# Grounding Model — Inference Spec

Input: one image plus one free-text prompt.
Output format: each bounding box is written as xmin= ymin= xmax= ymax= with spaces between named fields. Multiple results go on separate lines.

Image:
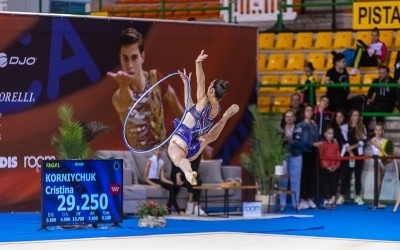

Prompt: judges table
xmin=193 ymin=185 xmax=257 ymax=217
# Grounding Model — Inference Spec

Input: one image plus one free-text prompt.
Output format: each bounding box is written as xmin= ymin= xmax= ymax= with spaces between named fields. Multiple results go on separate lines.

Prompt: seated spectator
xmin=297 ymin=62 xmax=317 ymax=106
xmin=363 ymin=66 xmax=397 ymax=132
xmin=394 ymin=51 xmax=400 ymax=110
xmin=143 ymin=148 xmax=180 ymax=214
xmin=349 ymin=28 xmax=388 ymax=75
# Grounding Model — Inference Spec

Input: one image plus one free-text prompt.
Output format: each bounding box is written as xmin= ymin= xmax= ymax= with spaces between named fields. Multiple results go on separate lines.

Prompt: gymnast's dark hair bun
xmin=213 ymin=79 xmax=230 ymax=100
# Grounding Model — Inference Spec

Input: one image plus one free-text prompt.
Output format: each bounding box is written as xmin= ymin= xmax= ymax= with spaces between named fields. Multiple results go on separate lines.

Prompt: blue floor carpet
xmin=2 ymin=204 xmax=400 ymax=243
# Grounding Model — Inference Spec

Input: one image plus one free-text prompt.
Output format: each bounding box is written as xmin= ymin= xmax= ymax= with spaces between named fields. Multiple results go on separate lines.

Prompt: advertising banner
xmin=0 ymin=13 xmax=258 ymax=211
xmin=353 ymin=1 xmax=400 ymax=30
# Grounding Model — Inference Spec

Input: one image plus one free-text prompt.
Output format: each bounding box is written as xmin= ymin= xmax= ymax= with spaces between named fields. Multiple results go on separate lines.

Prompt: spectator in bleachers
xmin=297 ymin=62 xmax=317 ymax=106
xmin=336 ymin=109 xmax=367 ymax=206
xmin=280 ymin=93 xmax=303 ymax=127
xmin=394 ymin=51 xmax=400 ymax=110
xmin=363 ymin=66 xmax=397 ymax=132
xmin=324 ymin=51 xmax=353 ymax=112
xmin=314 ymin=95 xmax=333 ymax=139
xmin=279 ymin=109 xmax=303 ymax=211
xmin=349 ymin=28 xmax=388 ymax=75
xmin=297 ymin=105 xmax=321 ymax=210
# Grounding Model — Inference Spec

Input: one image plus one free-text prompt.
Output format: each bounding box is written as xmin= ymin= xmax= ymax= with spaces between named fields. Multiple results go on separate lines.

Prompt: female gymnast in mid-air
xmin=168 ymin=50 xmax=239 ymax=185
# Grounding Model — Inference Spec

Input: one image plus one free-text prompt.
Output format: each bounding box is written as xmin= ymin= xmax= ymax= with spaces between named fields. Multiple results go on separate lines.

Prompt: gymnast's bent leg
xmin=168 ymin=137 xmax=198 ymax=185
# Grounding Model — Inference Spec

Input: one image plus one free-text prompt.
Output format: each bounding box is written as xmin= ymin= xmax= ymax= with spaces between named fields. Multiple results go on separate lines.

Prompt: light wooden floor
xmin=2 ymin=232 xmax=400 ymax=250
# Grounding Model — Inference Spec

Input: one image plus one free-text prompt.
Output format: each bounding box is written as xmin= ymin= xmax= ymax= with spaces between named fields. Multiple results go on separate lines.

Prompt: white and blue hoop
xmin=122 ymin=71 xmax=213 ymax=154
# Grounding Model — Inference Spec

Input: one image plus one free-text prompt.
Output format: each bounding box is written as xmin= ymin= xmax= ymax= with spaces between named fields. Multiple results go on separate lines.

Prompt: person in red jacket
xmin=319 ymin=127 xmax=341 ymax=208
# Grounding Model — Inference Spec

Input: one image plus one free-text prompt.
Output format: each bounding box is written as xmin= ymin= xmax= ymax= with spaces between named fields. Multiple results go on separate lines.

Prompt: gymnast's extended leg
xmin=189 ymin=104 xmax=239 ymax=161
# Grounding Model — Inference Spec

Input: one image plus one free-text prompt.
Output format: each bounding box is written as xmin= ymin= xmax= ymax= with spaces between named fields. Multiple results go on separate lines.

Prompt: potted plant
xmin=51 ymin=103 xmax=110 ymax=160
xmin=137 ymin=200 xmax=169 ymax=228
xmin=241 ymin=104 xmax=288 ymax=209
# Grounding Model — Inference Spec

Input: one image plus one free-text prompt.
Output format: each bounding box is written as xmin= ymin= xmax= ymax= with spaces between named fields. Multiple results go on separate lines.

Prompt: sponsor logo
xmin=243 ymin=202 xmax=262 ymax=217
xmin=0 ymin=52 xmax=37 ymax=68
xmin=0 ymin=156 xmax=18 ymax=168
xmin=24 ymin=155 xmax=56 ymax=170
xmin=109 ymin=184 xmax=121 ymax=195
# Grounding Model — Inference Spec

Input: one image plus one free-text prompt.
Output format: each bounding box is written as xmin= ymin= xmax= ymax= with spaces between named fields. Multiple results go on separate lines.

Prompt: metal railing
xmin=258 ymin=82 xmax=400 ymax=118
xmin=278 ymin=0 xmax=354 ymax=31
xmin=99 ymin=0 xmax=233 ymax=22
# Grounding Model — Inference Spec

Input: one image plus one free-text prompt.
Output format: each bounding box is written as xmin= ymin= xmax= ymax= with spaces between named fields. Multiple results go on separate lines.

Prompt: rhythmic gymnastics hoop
xmin=123 ymin=71 xmax=190 ymax=154
xmin=123 ymin=71 xmax=214 ymax=153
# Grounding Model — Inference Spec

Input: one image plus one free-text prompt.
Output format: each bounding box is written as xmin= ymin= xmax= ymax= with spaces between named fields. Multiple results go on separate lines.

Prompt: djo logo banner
xmin=0 ymin=52 xmax=37 ymax=68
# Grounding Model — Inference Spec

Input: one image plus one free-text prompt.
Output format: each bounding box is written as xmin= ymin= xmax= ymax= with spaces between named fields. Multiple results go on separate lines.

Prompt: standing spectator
xmin=279 ymin=109 xmax=303 ymax=211
xmin=337 ymin=109 xmax=367 ymax=205
xmin=331 ymin=110 xmax=349 ymax=205
xmin=319 ymin=127 xmax=341 ymax=208
xmin=297 ymin=62 xmax=317 ymax=106
xmin=363 ymin=66 xmax=397 ymax=132
xmin=324 ymin=51 xmax=353 ymax=112
xmin=349 ymin=28 xmax=388 ymax=75
xmin=314 ymin=95 xmax=334 ymax=139
xmin=297 ymin=105 xmax=321 ymax=210
xmin=280 ymin=93 xmax=303 ymax=128
xmin=370 ymin=123 xmax=392 ymax=208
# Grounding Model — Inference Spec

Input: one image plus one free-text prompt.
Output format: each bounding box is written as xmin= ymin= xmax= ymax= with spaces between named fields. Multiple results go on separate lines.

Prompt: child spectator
xmin=370 ymin=123 xmax=393 ymax=208
xmin=319 ymin=127 xmax=341 ymax=208
xmin=297 ymin=62 xmax=317 ymax=106
xmin=314 ymin=95 xmax=333 ymax=139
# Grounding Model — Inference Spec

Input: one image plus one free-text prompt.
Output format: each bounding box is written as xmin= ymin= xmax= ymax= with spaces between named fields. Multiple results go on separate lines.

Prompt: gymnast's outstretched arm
xmin=195 ymin=50 xmax=208 ymax=103
xmin=178 ymin=69 xmax=193 ymax=107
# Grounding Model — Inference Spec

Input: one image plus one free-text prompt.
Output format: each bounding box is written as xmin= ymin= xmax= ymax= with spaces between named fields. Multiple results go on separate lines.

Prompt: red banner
xmin=0 ymin=13 xmax=257 ymax=211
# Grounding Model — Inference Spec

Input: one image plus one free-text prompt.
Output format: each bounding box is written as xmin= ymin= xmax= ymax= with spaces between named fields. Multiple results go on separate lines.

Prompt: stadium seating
xmin=259 ymin=33 xmax=275 ymax=50
xmin=258 ymin=53 xmax=268 ymax=71
xmin=363 ymin=73 xmax=378 ymax=84
xmin=286 ymin=53 xmax=305 ymax=70
xmin=294 ymin=32 xmax=313 ymax=49
xmin=307 ymin=52 xmax=326 ymax=70
xmin=275 ymin=33 xmax=294 ymax=49
xmin=333 ymin=31 xmax=353 ymax=49
xmin=256 ymin=29 xmax=399 ymax=112
xmin=380 ymin=30 xmax=394 ymax=47
xmin=267 ymin=53 xmax=286 ymax=70
xmin=353 ymin=31 xmax=371 ymax=46
xmin=261 ymin=75 xmax=279 ymax=85
xmin=314 ymin=32 xmax=332 ymax=49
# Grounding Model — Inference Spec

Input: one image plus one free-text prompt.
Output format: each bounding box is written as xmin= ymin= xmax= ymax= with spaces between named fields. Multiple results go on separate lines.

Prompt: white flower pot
xmin=138 ymin=215 xmax=166 ymax=228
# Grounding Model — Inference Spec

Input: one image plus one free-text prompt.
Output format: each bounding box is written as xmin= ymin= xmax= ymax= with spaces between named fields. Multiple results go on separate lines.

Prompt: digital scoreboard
xmin=41 ymin=159 xmax=123 ymax=228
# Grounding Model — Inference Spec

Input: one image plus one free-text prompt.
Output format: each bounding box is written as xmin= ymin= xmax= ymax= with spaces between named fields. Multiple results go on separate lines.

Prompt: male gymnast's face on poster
xmin=119 ymin=43 xmax=145 ymax=85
